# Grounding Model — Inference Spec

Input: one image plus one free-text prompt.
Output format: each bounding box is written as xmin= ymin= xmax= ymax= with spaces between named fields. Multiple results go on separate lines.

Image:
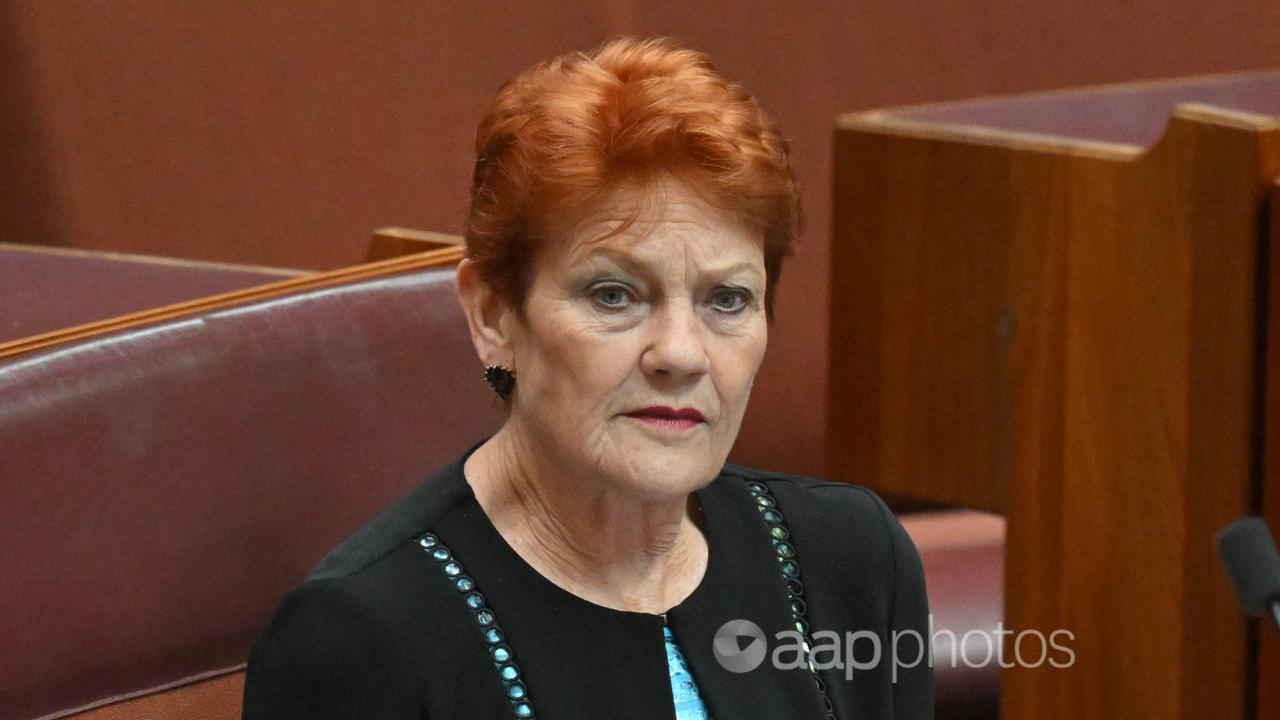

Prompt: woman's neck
xmin=463 ymin=426 xmax=709 ymax=615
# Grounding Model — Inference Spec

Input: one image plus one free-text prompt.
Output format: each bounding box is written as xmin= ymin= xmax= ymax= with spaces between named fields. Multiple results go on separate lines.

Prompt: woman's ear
xmin=455 ymin=258 xmax=515 ymax=367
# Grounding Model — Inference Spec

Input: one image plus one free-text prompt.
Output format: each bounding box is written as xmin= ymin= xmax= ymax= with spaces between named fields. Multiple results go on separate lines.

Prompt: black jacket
xmin=242 ymin=438 xmax=934 ymax=719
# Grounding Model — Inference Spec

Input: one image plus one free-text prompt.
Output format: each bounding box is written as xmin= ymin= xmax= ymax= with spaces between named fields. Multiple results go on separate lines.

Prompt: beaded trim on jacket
xmin=415 ymin=479 xmax=836 ymax=720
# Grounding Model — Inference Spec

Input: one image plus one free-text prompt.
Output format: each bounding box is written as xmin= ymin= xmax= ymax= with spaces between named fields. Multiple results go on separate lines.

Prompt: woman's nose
xmin=641 ymin=301 xmax=711 ymax=377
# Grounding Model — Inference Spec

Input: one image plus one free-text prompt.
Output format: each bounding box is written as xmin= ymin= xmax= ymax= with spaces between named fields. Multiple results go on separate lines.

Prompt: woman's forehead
xmin=550 ymin=181 xmax=764 ymax=273
xmin=564 ymin=243 xmax=764 ymax=284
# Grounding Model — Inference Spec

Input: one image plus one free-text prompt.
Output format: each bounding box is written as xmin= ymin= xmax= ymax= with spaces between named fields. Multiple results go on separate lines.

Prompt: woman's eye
xmin=710 ymin=288 xmax=751 ymax=314
xmin=590 ymin=284 xmax=636 ymax=311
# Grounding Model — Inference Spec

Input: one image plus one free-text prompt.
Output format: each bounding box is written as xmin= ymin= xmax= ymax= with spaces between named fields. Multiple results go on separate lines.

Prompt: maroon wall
xmin=3 ymin=1 xmax=1278 ymax=477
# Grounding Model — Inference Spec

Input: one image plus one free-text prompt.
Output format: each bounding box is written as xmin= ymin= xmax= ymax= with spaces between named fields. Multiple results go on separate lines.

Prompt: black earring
xmin=483 ymin=364 xmax=516 ymax=400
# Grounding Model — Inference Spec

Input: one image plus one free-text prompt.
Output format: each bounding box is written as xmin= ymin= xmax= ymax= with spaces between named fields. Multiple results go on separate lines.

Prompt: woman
xmin=242 ymin=37 xmax=932 ymax=720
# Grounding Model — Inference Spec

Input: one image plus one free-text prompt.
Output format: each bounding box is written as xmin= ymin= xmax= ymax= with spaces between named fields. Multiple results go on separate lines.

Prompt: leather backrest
xmin=66 ymin=673 xmax=245 ymax=720
xmin=0 ymin=243 xmax=304 ymax=344
xmin=0 ymin=264 xmax=505 ymax=719
xmin=901 ymin=510 xmax=1005 ymax=720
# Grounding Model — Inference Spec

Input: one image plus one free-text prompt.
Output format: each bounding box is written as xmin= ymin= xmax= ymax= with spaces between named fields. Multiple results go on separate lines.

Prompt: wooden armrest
xmin=366 ymin=227 xmax=463 ymax=261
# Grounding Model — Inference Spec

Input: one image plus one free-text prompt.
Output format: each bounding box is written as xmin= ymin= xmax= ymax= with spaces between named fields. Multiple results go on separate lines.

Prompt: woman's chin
xmin=607 ymin=446 xmax=721 ymax=497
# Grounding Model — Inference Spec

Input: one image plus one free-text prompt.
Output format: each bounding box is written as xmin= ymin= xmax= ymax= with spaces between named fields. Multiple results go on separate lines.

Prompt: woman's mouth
xmin=622 ymin=406 xmax=706 ymax=431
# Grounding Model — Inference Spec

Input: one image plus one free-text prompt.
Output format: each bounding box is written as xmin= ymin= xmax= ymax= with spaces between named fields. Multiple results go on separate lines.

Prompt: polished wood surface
xmin=830 ymin=88 xmax=1279 ymax=718
xmin=365 ymin=226 xmax=463 ymax=262
xmin=1262 ymin=181 xmax=1280 ymax=720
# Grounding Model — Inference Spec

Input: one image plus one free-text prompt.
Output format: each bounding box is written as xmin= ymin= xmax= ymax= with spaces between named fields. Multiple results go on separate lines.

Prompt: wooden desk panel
xmin=1262 ymin=182 xmax=1280 ymax=720
xmin=890 ymin=69 xmax=1280 ymax=148
xmin=831 ymin=89 xmax=1279 ymax=718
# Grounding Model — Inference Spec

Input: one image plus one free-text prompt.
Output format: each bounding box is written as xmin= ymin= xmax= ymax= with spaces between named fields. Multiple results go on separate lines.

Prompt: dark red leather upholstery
xmin=893 ymin=70 xmax=1280 ymax=147
xmin=0 ymin=265 xmax=505 ymax=718
xmin=0 ymin=261 xmax=1003 ymax=719
xmin=902 ymin=511 xmax=1004 ymax=720
xmin=0 ymin=243 xmax=303 ymax=344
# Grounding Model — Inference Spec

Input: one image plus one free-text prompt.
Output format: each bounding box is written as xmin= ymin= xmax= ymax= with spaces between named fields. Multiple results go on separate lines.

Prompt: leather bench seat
xmin=0 ymin=242 xmax=304 ymax=345
xmin=0 ymin=259 xmax=1002 ymax=719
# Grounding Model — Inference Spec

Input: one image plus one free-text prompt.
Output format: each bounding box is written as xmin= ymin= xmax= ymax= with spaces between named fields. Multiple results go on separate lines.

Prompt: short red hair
xmin=463 ymin=36 xmax=800 ymax=320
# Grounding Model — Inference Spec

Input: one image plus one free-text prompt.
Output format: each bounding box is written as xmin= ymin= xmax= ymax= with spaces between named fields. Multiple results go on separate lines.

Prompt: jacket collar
xmin=313 ymin=435 xmax=831 ymax=718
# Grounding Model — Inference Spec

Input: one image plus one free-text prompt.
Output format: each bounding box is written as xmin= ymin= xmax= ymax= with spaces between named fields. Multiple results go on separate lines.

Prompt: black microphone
xmin=1216 ymin=517 xmax=1280 ymax=633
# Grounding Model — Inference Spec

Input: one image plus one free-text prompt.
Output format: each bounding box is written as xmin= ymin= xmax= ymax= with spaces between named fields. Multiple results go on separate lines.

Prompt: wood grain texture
xmin=366 ymin=227 xmax=463 ymax=262
xmin=830 ymin=97 xmax=1278 ymax=718
xmin=1261 ymin=182 xmax=1280 ymax=720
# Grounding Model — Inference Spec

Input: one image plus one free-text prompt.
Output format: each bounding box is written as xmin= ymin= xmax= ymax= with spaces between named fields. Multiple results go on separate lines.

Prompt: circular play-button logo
xmin=713 ymin=619 xmax=767 ymax=673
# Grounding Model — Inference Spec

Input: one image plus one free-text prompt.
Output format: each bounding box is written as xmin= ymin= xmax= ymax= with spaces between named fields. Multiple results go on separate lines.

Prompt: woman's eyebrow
xmin=708 ymin=261 xmax=765 ymax=284
xmin=576 ymin=247 xmax=762 ymax=283
xmin=575 ymin=247 xmax=648 ymax=274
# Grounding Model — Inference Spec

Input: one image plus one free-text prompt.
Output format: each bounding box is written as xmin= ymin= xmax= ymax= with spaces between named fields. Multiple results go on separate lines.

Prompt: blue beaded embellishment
xmin=419 ymin=533 xmax=536 ymax=719
xmin=745 ymin=481 xmax=836 ymax=720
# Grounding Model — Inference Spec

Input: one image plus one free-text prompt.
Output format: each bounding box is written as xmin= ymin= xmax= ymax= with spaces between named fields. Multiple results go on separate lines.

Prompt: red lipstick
xmin=622 ymin=406 xmax=706 ymax=431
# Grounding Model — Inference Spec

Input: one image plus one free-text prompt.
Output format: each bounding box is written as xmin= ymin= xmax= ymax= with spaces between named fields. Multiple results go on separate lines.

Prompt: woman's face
xmin=508 ymin=177 xmax=768 ymax=500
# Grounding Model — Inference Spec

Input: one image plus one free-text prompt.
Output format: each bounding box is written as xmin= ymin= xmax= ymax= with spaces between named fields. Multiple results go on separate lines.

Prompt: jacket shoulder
xmin=305 ymin=453 xmax=472 ymax=582
xmin=719 ymin=462 xmax=890 ymax=520
xmin=718 ymin=462 xmax=921 ymax=587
